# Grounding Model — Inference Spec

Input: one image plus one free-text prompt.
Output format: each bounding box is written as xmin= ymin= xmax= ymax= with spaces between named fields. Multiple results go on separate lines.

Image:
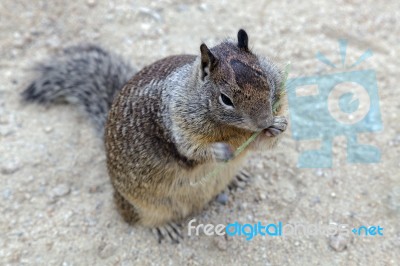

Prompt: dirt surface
xmin=0 ymin=0 xmax=399 ymax=265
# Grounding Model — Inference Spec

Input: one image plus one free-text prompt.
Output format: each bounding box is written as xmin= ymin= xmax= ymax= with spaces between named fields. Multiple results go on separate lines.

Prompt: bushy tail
xmin=22 ymin=45 xmax=136 ymax=135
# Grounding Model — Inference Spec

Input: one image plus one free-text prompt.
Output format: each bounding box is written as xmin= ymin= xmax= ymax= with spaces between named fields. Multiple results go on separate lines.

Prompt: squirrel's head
xmin=198 ymin=29 xmax=284 ymax=132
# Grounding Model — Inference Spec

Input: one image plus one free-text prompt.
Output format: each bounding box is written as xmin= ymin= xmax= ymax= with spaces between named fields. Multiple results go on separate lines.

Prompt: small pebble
xmin=0 ymin=116 xmax=9 ymax=124
xmin=87 ymin=0 xmax=96 ymax=7
xmin=138 ymin=7 xmax=162 ymax=22
xmin=199 ymin=3 xmax=208 ymax=11
xmin=63 ymin=210 xmax=73 ymax=221
xmin=98 ymin=242 xmax=116 ymax=259
xmin=1 ymin=161 xmax=21 ymax=175
xmin=85 ymin=217 xmax=98 ymax=226
xmin=176 ymin=4 xmax=188 ymax=12
xmin=328 ymin=234 xmax=350 ymax=252
xmin=310 ymin=196 xmax=321 ymax=206
xmin=216 ymin=192 xmax=229 ymax=205
xmin=258 ymin=191 xmax=267 ymax=200
xmin=0 ymin=127 xmax=15 ymax=137
xmin=46 ymin=36 xmax=61 ymax=48
xmin=50 ymin=184 xmax=70 ymax=197
xmin=315 ymin=169 xmax=324 ymax=177
xmin=238 ymin=202 xmax=248 ymax=211
xmin=3 ymin=188 xmax=12 ymax=200
xmin=214 ymin=237 xmax=227 ymax=251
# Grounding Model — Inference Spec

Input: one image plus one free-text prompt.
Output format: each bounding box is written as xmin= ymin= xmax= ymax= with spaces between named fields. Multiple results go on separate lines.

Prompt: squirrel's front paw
xmin=211 ymin=142 xmax=234 ymax=162
xmin=264 ymin=116 xmax=288 ymax=137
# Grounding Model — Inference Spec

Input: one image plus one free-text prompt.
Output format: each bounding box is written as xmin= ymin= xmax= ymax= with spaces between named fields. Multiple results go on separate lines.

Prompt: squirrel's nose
xmin=256 ymin=116 xmax=273 ymax=130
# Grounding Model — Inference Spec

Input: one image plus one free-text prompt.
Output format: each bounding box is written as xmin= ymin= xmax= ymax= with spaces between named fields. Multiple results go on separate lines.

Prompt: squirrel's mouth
xmin=230 ymin=122 xmax=264 ymax=133
xmin=233 ymin=119 xmax=274 ymax=133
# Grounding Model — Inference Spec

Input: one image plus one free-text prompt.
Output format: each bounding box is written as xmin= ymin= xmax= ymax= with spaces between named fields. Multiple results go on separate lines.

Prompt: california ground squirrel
xmin=23 ymin=29 xmax=288 ymax=243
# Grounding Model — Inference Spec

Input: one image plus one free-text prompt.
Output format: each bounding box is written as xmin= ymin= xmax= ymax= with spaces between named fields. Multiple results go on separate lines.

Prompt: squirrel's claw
xmin=152 ymin=222 xmax=184 ymax=244
xmin=228 ymin=169 xmax=252 ymax=191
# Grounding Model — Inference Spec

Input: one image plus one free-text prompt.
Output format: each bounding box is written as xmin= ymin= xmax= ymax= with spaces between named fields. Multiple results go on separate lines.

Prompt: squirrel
xmin=22 ymin=29 xmax=288 ymax=243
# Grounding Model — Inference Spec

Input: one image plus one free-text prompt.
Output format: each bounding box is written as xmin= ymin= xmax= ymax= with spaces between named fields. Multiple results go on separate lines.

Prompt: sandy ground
xmin=0 ymin=0 xmax=399 ymax=265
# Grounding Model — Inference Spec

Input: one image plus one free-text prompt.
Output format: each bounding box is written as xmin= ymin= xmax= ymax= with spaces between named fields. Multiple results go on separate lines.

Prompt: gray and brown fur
xmin=22 ymin=45 xmax=136 ymax=135
xmin=23 ymin=30 xmax=288 ymax=239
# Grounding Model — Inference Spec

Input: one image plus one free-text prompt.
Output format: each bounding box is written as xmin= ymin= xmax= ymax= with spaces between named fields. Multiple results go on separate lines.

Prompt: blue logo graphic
xmin=287 ymin=40 xmax=383 ymax=168
xmin=339 ymin=92 xmax=359 ymax=114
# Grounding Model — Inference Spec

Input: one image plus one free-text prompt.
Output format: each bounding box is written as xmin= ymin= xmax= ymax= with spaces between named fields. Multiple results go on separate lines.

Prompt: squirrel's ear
xmin=200 ymin=43 xmax=217 ymax=79
xmin=237 ymin=29 xmax=249 ymax=51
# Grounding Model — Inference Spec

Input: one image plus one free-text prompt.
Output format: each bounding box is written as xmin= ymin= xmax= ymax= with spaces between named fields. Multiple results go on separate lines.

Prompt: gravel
xmin=0 ymin=0 xmax=399 ymax=265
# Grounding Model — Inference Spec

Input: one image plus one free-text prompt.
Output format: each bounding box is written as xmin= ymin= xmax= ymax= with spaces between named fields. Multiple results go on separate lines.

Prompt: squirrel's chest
xmin=168 ymin=154 xmax=248 ymax=210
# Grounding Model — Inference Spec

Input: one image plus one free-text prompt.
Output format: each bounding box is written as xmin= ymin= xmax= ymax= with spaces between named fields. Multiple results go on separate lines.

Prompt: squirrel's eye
xmin=219 ymin=93 xmax=234 ymax=107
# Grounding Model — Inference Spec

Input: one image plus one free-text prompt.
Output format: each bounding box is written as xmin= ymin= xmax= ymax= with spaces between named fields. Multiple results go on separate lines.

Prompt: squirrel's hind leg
xmin=215 ymin=169 xmax=253 ymax=205
xmin=114 ymin=188 xmax=184 ymax=244
xmin=113 ymin=189 xmax=140 ymax=225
